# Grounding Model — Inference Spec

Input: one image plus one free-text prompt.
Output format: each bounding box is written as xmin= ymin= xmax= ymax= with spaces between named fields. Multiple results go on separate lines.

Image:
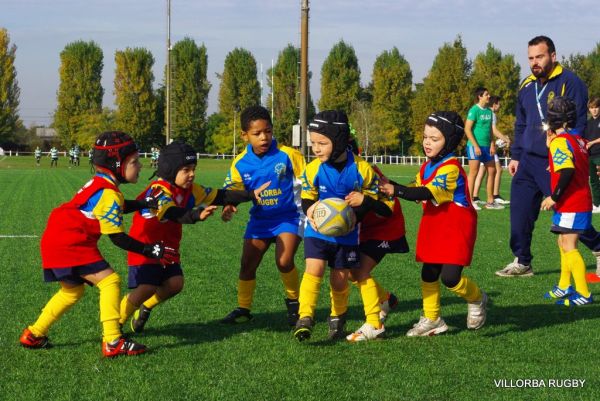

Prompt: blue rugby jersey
xmin=223 ymin=139 xmax=305 ymax=222
xmin=512 ymin=64 xmax=588 ymax=160
xmin=301 ymin=150 xmax=378 ymax=245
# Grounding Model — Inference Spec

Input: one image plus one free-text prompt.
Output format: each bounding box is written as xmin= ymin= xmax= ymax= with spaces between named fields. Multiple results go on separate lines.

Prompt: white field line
xmin=0 ymin=235 xmax=38 ymax=238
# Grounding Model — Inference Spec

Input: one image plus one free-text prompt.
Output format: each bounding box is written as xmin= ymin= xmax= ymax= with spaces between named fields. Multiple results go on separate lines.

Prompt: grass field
xmin=1 ymin=155 xmax=599 ymax=401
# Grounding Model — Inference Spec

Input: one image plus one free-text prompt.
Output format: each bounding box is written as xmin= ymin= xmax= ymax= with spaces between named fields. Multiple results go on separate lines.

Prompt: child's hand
xmin=379 ymin=182 xmax=394 ymax=197
xmin=144 ymin=188 xmax=164 ymax=210
xmin=540 ymin=196 xmax=556 ymax=211
xmin=253 ymin=181 xmax=271 ymax=202
xmin=345 ymin=191 xmax=364 ymax=207
xmin=198 ymin=205 xmax=218 ymax=221
xmin=306 ymin=201 xmax=319 ymax=231
xmin=221 ymin=204 xmax=237 ymax=222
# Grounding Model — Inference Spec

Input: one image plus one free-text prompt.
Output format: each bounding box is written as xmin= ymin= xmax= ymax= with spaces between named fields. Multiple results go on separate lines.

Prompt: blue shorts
xmin=43 ymin=259 xmax=110 ymax=286
xmin=304 ymin=237 xmax=360 ymax=269
xmin=244 ymin=217 xmax=304 ymax=239
xmin=551 ymin=211 xmax=592 ymax=234
xmin=466 ymin=145 xmax=493 ymax=164
xmin=128 ymin=263 xmax=183 ymax=288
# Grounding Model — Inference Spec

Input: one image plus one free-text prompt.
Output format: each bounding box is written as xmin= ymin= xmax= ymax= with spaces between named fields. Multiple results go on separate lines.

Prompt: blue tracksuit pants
xmin=510 ymin=152 xmax=600 ymax=265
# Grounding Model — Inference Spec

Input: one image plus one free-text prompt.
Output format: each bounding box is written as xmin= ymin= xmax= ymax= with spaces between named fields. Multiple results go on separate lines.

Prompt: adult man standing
xmin=496 ymin=36 xmax=600 ymax=277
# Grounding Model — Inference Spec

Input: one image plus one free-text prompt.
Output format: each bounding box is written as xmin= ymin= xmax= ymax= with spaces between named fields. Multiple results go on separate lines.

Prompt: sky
xmin=2 ymin=0 xmax=598 ymax=127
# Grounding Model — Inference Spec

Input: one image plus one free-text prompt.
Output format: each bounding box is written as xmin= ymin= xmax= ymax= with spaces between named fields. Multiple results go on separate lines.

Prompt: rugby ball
xmin=312 ymin=198 xmax=356 ymax=237
xmin=495 ymin=138 xmax=507 ymax=149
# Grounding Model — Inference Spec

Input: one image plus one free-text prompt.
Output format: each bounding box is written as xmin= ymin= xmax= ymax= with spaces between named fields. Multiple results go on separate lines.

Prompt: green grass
xmin=1 ymin=155 xmax=599 ymax=401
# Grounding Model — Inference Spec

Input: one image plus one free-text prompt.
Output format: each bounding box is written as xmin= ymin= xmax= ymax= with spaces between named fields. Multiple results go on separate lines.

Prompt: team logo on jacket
xmin=552 ymin=148 xmax=568 ymax=165
xmin=432 ymin=174 xmax=448 ymax=189
xmin=274 ymin=163 xmax=287 ymax=180
xmin=547 ymin=91 xmax=555 ymax=104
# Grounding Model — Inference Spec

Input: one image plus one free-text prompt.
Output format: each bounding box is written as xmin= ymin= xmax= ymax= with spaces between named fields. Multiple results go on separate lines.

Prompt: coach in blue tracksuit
xmin=496 ymin=35 xmax=600 ymax=277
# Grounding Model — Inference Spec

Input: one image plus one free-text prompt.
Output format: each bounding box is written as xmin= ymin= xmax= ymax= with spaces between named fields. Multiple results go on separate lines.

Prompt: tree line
xmin=2 ymin=27 xmax=600 ymax=155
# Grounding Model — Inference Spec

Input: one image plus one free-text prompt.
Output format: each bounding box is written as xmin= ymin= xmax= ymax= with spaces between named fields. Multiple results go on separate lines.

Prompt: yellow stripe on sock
xmin=421 ymin=280 xmax=441 ymax=321
xmin=97 ymin=272 xmax=122 ymax=343
xmin=237 ymin=279 xmax=256 ymax=310
xmin=373 ymin=278 xmax=389 ymax=305
xmin=448 ymin=276 xmax=482 ymax=303
xmin=565 ymin=249 xmax=591 ymax=298
xmin=358 ymin=278 xmax=381 ymax=329
xmin=30 ymin=284 xmax=84 ymax=337
xmin=280 ymin=267 xmax=300 ymax=300
xmin=119 ymin=294 xmax=138 ymax=325
xmin=143 ymin=294 xmax=162 ymax=310
xmin=330 ymin=286 xmax=349 ymax=317
xmin=558 ymin=247 xmax=571 ymax=289
xmin=298 ymin=273 xmax=322 ymax=319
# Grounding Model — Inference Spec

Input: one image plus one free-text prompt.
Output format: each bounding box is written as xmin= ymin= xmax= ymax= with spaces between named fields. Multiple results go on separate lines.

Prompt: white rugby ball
xmin=312 ymin=198 xmax=356 ymax=237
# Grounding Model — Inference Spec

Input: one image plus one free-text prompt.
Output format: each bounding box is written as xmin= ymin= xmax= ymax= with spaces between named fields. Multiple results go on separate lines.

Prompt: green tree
xmin=470 ymin=43 xmax=520 ymax=135
xmin=410 ymin=37 xmax=471 ymax=154
xmin=266 ymin=44 xmax=316 ymax=145
xmin=73 ymin=108 xmax=116 ymax=149
xmin=367 ymin=47 xmax=412 ymax=154
xmin=204 ymin=112 xmax=228 ymax=153
xmin=0 ymin=28 xmax=21 ymax=144
xmin=170 ymin=38 xmax=211 ymax=151
xmin=114 ymin=47 xmax=157 ymax=150
xmin=319 ymin=40 xmax=361 ymax=112
xmin=216 ymin=48 xmax=260 ymax=153
xmin=218 ymin=48 xmax=260 ymax=119
xmin=54 ymin=41 xmax=103 ymax=146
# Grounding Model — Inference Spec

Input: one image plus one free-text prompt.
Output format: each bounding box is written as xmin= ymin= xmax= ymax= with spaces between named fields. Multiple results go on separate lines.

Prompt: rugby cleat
xmin=406 ymin=316 xmax=448 ymax=337
xmin=346 ymin=323 xmax=385 ymax=342
xmin=327 ymin=313 xmax=347 ymax=340
xmin=131 ymin=305 xmax=152 ymax=333
xmin=467 ymin=291 xmax=488 ymax=330
xmin=19 ymin=328 xmax=50 ymax=349
xmin=495 ymin=258 xmax=534 ymax=277
xmin=102 ymin=337 xmax=147 ymax=357
xmin=220 ymin=307 xmax=253 ymax=324
xmin=293 ymin=317 xmax=314 ymax=342
xmin=379 ymin=292 xmax=399 ymax=323
xmin=556 ymin=292 xmax=593 ymax=307
xmin=543 ymin=285 xmax=575 ymax=299
xmin=284 ymin=298 xmax=300 ymax=327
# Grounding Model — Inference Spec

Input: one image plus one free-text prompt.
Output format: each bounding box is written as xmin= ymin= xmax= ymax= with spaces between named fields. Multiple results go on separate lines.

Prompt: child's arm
xmin=108 ymin=232 xmax=178 ymax=264
xmin=379 ymin=182 xmax=434 ymax=202
xmin=122 ymin=188 xmax=164 ymax=214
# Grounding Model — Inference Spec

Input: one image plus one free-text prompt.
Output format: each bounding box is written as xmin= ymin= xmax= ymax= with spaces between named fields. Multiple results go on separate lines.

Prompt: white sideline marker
xmin=0 ymin=235 xmax=38 ymax=238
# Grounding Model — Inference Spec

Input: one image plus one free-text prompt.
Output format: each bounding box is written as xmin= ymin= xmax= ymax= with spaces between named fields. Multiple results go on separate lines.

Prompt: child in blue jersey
xmin=293 ymin=110 xmax=392 ymax=342
xmin=220 ymin=106 xmax=306 ymax=326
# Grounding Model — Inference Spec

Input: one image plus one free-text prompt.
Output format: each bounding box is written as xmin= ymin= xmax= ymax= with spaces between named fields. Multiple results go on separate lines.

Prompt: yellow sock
xmin=558 ymin=247 xmax=571 ymax=289
xmin=448 ymin=276 xmax=482 ymax=303
xmin=421 ymin=280 xmax=441 ymax=321
xmin=358 ymin=278 xmax=382 ymax=329
xmin=373 ymin=278 xmax=389 ymax=304
xmin=298 ymin=273 xmax=322 ymax=318
xmin=565 ymin=249 xmax=591 ymax=297
xmin=330 ymin=286 xmax=349 ymax=317
xmin=143 ymin=294 xmax=162 ymax=309
xmin=280 ymin=267 xmax=300 ymax=300
xmin=97 ymin=272 xmax=122 ymax=343
xmin=30 ymin=285 xmax=84 ymax=337
xmin=237 ymin=279 xmax=256 ymax=310
xmin=119 ymin=294 xmax=138 ymax=325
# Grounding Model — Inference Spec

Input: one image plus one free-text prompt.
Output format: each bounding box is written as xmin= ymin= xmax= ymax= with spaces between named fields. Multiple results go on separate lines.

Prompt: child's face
xmin=242 ymin=119 xmax=273 ymax=156
xmin=590 ymin=106 xmax=600 ymax=119
xmin=422 ymin=125 xmax=445 ymax=158
xmin=310 ymin=132 xmax=333 ymax=162
xmin=123 ymin=152 xmax=142 ymax=183
xmin=175 ymin=164 xmax=196 ymax=189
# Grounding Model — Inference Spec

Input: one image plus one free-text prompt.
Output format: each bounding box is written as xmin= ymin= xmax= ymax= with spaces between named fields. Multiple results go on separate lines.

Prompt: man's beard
xmin=531 ymin=63 xmax=554 ymax=78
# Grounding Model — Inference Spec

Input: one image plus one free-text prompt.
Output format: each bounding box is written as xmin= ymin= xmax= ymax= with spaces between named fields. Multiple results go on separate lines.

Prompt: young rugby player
xmin=20 ymin=131 xmax=177 ymax=357
xmin=293 ymin=110 xmax=391 ymax=342
xmin=380 ymin=111 xmax=488 ymax=336
xmin=120 ymin=141 xmax=267 ymax=332
xmin=220 ymin=106 xmax=306 ymax=326
xmin=540 ymin=97 xmax=593 ymax=306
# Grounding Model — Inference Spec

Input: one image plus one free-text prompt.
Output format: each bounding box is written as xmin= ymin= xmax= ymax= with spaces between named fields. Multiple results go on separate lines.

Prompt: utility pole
xmin=165 ymin=0 xmax=172 ymax=145
xmin=299 ymin=0 xmax=309 ymax=156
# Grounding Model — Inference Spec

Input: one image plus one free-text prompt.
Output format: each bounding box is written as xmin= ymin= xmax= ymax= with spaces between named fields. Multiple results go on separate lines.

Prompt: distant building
xmin=36 ymin=128 xmax=57 ymax=139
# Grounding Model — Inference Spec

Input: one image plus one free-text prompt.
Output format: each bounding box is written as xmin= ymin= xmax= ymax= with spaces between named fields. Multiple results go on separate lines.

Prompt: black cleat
xmin=285 ymin=298 xmax=300 ymax=326
xmin=327 ymin=313 xmax=347 ymax=340
xmin=221 ymin=307 xmax=253 ymax=324
xmin=131 ymin=305 xmax=152 ymax=333
xmin=293 ymin=317 xmax=314 ymax=342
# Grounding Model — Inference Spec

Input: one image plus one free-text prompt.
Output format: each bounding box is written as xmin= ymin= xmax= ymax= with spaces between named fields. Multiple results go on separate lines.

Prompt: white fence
xmin=2 ymin=150 xmax=511 ymax=167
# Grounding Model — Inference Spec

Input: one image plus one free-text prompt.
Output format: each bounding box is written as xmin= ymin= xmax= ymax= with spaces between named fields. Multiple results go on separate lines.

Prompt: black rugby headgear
xmin=309 ymin=110 xmax=350 ymax=161
xmin=547 ymin=96 xmax=577 ymax=131
xmin=425 ymin=111 xmax=465 ymax=161
xmin=156 ymin=141 xmax=197 ymax=184
xmin=93 ymin=131 xmax=138 ymax=183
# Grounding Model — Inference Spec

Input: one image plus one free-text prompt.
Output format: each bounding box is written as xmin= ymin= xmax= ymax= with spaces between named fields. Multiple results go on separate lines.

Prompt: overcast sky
xmin=2 ymin=0 xmax=598 ymax=127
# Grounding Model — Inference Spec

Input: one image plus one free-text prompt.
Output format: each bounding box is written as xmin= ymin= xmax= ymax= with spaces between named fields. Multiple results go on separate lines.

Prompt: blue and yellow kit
xmin=224 ymin=139 xmax=305 ymax=238
xmin=301 ymin=150 xmax=378 ymax=246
